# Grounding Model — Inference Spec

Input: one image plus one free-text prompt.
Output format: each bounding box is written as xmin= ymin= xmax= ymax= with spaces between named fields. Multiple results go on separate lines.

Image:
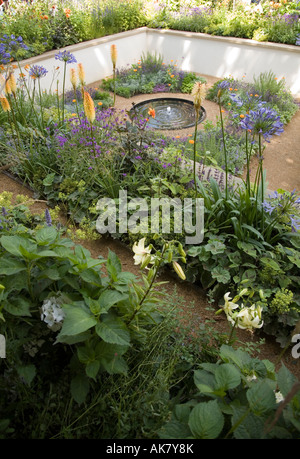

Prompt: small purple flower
xmin=290 ymin=215 xmax=300 ymax=232
xmin=218 ymin=80 xmax=231 ymax=90
xmin=45 ymin=209 xmax=52 ymax=227
xmin=55 ymin=50 xmax=77 ymax=64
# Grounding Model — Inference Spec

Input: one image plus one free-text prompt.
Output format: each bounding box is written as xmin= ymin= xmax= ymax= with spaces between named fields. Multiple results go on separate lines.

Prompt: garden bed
xmin=1 ymin=19 xmax=300 ymax=437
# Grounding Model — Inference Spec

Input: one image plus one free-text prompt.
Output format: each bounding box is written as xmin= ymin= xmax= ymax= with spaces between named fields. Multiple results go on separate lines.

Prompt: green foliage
xmin=0 ymin=205 xmax=169 ymax=411
xmin=159 ymin=345 xmax=300 ymax=439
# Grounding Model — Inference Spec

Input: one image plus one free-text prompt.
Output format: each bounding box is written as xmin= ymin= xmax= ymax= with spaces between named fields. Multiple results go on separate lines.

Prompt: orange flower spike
xmin=0 ymin=96 xmax=11 ymax=112
xmin=5 ymin=79 xmax=12 ymax=96
xmin=77 ymin=63 xmax=85 ymax=86
xmin=8 ymin=73 xmax=17 ymax=96
xmin=148 ymin=107 xmax=156 ymax=118
xmin=83 ymin=91 xmax=95 ymax=124
xmin=110 ymin=44 xmax=117 ymax=68
xmin=70 ymin=68 xmax=77 ymax=90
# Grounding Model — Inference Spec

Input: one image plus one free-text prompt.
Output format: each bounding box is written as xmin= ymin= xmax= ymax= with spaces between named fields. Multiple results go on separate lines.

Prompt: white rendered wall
xmin=146 ymin=29 xmax=300 ymax=97
xmin=18 ymin=27 xmax=300 ymax=97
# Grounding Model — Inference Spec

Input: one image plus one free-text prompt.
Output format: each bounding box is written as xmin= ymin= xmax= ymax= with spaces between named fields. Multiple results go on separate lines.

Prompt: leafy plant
xmin=160 ymin=344 xmax=300 ymax=439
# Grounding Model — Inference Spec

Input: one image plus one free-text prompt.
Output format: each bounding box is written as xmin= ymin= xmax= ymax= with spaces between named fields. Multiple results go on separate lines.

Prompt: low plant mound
xmin=101 ymin=52 xmax=206 ymax=98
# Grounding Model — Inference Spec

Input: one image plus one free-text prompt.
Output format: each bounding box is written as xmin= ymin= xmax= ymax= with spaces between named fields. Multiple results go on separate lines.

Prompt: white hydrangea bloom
xmin=41 ymin=295 xmax=65 ymax=331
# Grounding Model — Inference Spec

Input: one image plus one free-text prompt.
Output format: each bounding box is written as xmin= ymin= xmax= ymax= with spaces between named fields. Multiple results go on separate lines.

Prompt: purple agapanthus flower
xmin=239 ymin=103 xmax=284 ymax=141
xmin=218 ymin=79 xmax=231 ymax=90
xmin=55 ymin=50 xmax=77 ymax=64
xmin=29 ymin=65 xmax=48 ymax=79
xmin=290 ymin=215 xmax=300 ymax=232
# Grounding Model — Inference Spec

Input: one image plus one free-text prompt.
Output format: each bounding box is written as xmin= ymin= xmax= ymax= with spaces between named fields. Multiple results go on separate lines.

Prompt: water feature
xmin=129 ymin=97 xmax=206 ymax=130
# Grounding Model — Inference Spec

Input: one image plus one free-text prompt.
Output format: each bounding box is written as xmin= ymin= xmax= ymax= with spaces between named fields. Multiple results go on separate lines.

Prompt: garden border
xmin=17 ymin=27 xmax=300 ymax=96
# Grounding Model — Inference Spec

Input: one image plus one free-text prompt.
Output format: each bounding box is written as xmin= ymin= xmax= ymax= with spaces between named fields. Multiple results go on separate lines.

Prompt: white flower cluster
xmin=41 ymin=295 xmax=65 ymax=331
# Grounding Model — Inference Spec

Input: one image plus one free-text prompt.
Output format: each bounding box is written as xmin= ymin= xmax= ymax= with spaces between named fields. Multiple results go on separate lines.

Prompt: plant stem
xmin=193 ymin=110 xmax=199 ymax=198
xmin=62 ymin=62 xmax=66 ymax=124
xmin=218 ymin=102 xmax=228 ymax=199
xmin=38 ymin=79 xmax=45 ymax=131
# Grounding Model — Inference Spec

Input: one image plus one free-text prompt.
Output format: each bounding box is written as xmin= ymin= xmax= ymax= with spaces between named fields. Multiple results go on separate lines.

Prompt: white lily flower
xmin=236 ymin=305 xmax=263 ymax=330
xmin=132 ymin=238 xmax=152 ymax=266
xmin=223 ymin=292 xmax=239 ymax=317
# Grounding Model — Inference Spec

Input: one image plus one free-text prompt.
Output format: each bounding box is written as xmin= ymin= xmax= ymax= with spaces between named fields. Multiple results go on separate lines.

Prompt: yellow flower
xmin=191 ymin=81 xmax=206 ymax=113
xmin=189 ymin=139 xmax=194 ymax=144
xmin=110 ymin=44 xmax=117 ymax=67
xmin=0 ymin=96 xmax=11 ymax=112
xmin=98 ymin=101 xmax=103 ymax=106
xmin=83 ymin=91 xmax=95 ymax=124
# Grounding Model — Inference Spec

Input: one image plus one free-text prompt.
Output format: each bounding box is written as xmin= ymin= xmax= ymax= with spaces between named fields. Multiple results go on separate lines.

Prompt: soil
xmin=0 ymin=73 xmax=299 ymax=380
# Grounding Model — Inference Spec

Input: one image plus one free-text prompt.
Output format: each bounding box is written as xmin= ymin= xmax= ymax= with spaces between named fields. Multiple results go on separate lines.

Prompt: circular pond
xmin=129 ymin=98 xmax=206 ymax=130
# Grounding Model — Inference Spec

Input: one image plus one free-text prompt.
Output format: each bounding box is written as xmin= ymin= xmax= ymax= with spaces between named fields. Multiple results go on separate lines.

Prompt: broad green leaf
xmin=101 ymin=355 xmax=128 ymax=375
xmin=16 ymin=364 xmax=36 ymax=386
xmin=246 ymin=380 xmax=276 ymax=415
xmin=237 ymin=241 xmax=257 ymax=258
xmin=231 ymin=406 xmax=264 ymax=439
xmin=211 ymin=266 xmax=231 ymax=284
xmin=0 ymin=258 xmax=26 ymax=275
xmin=106 ymin=250 xmax=122 ymax=280
xmin=159 ymin=421 xmax=192 ymax=440
xmin=42 ymin=173 xmax=56 ymax=186
xmin=55 ymin=331 xmax=91 ymax=345
xmin=241 ymin=268 xmax=256 ymax=282
xmin=4 ymin=297 xmax=31 ymax=317
xmin=287 ymin=255 xmax=300 ymax=268
xmin=188 ymin=400 xmax=224 ymax=439
xmin=277 ymin=364 xmax=298 ymax=397
xmin=215 ymin=364 xmax=241 ymax=391
xmin=96 ymin=317 xmax=131 ymax=346
xmin=80 ymin=268 xmax=102 ymax=287
xmin=260 ymin=257 xmax=281 ymax=271
xmin=204 ymin=240 xmax=226 ymax=255
xmin=194 ymin=369 xmax=216 ymax=394
xmin=70 ymin=374 xmax=90 ymax=404
xmin=95 ymin=341 xmax=129 ymax=360
xmin=98 ymin=289 xmax=129 ymax=313
xmin=58 ymin=303 xmax=97 ymax=336
xmin=220 ymin=345 xmax=252 ymax=370
xmin=35 ymin=226 xmax=58 ymax=245
xmin=0 ymin=235 xmax=27 ymax=256
xmin=86 ymin=360 xmax=101 ymax=380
